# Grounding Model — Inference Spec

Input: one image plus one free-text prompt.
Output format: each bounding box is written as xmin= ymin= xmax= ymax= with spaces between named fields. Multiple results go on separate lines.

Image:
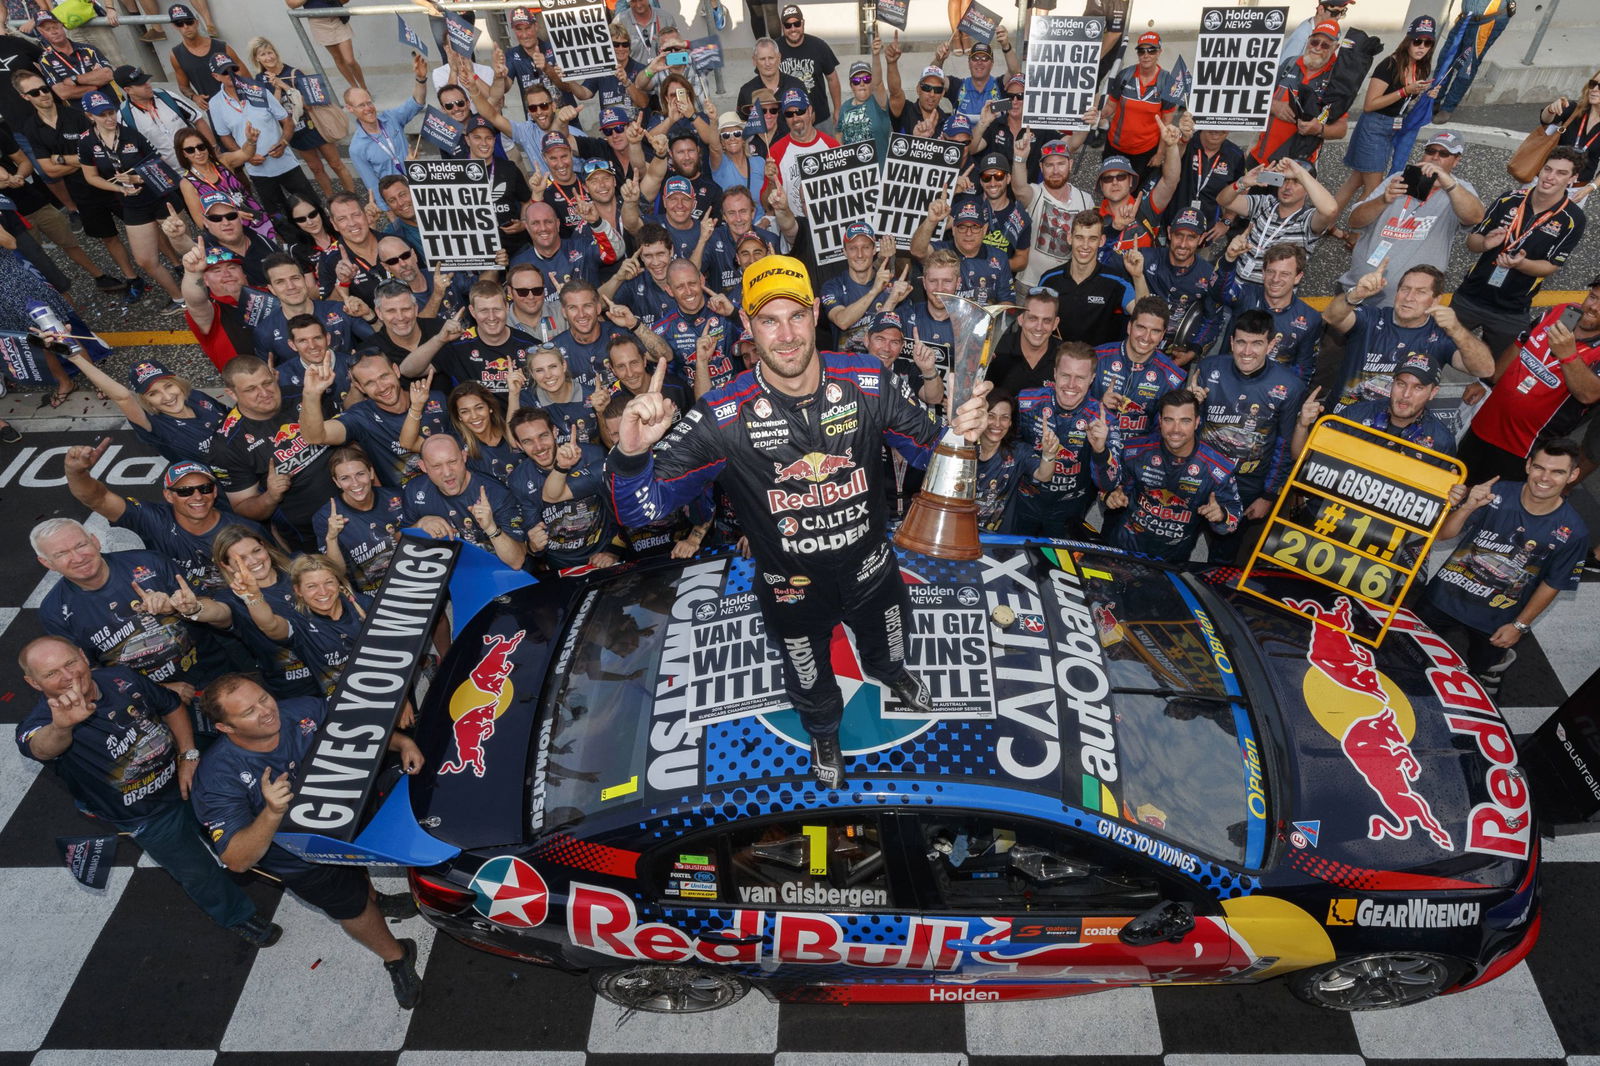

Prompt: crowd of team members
xmin=7 ymin=0 xmax=1600 ymax=1005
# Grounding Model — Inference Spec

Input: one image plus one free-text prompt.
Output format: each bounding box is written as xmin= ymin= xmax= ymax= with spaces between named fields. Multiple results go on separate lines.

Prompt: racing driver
xmin=606 ymin=255 xmax=992 ymax=789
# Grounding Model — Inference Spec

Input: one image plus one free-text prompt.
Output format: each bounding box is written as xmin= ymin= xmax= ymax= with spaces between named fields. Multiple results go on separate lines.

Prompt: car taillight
xmin=409 ymin=867 xmax=475 ymax=915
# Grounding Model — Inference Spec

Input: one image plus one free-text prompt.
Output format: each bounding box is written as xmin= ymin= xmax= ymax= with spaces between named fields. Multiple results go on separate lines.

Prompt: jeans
xmin=120 ymin=801 xmax=257 ymax=930
xmin=1436 ymin=11 xmax=1514 ymax=113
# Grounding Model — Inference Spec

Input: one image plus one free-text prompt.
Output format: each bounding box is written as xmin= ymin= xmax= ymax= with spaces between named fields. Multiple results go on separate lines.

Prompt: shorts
xmin=308 ymin=14 xmax=354 ymax=47
xmin=120 ymin=190 xmax=185 ymax=227
xmin=24 ymin=204 xmax=82 ymax=253
xmin=78 ymin=195 xmax=123 ymax=240
xmin=278 ymin=861 xmax=370 ymax=920
xmin=290 ymin=126 xmax=328 ymax=152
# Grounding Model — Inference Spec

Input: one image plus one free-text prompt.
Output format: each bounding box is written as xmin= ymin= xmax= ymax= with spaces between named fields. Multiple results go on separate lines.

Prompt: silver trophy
xmin=895 ymin=295 xmax=1021 ymax=560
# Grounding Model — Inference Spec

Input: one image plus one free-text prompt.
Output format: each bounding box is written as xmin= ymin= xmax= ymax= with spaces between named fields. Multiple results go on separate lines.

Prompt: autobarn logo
xmin=1325 ymin=898 xmax=1481 ymax=930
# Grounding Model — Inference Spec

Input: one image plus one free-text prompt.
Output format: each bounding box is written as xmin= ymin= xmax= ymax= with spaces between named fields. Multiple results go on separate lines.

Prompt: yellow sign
xmin=1239 ymin=417 xmax=1466 ymax=646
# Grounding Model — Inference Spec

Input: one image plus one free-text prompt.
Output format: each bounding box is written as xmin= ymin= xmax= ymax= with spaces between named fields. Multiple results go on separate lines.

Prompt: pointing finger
xmin=649 ymin=353 xmax=668 ymax=393
xmin=1309 ymin=386 xmax=1322 ymax=402
xmin=477 ymin=486 xmax=489 ymax=507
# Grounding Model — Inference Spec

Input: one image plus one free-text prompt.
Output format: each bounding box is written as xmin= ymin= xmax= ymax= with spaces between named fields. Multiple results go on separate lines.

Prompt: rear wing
xmin=273 ymin=532 xmax=534 ymax=866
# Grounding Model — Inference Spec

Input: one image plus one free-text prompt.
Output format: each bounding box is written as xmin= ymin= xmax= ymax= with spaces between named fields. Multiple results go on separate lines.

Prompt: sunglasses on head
xmin=382 ymin=249 xmax=414 ymax=266
xmin=172 ymin=17 xmax=196 ymax=26
xmin=1040 ymin=142 xmax=1070 ymax=157
xmin=849 ymin=74 xmax=871 ymax=85
xmin=1135 ymin=46 xmax=1159 ymax=54
xmin=168 ymin=481 xmax=216 ymax=497
xmin=511 ymin=284 xmax=544 ymax=297
xmin=203 ymin=250 xmax=238 ymax=265
xmin=207 ymin=210 xmax=240 ymax=222
xmin=1026 ymin=285 xmax=1058 ymax=299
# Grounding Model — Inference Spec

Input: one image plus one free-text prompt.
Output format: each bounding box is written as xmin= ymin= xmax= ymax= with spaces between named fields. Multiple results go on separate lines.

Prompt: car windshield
xmin=532 ymin=571 xmax=671 ymax=832
xmin=1067 ymin=552 xmax=1268 ymax=867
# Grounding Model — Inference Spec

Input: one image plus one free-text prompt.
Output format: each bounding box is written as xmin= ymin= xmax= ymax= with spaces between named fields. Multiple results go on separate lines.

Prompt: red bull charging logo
xmin=1286 ymin=596 xmax=1453 ymax=851
xmin=439 ymin=631 xmax=526 ymax=777
xmin=773 ymin=449 xmax=855 ymax=484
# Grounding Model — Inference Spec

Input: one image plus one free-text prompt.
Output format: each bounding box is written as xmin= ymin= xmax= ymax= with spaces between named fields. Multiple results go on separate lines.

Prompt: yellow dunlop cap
xmin=742 ymin=255 xmax=814 ymax=316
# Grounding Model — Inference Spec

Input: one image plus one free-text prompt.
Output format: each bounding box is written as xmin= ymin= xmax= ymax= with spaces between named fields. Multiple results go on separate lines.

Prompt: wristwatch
xmin=181 ymin=748 xmax=200 ymax=762
xmin=1512 ymin=621 xmax=1531 ymax=634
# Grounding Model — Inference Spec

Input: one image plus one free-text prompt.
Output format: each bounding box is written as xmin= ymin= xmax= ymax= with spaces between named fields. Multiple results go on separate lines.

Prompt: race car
xmin=286 ymin=535 xmax=1540 ymax=1014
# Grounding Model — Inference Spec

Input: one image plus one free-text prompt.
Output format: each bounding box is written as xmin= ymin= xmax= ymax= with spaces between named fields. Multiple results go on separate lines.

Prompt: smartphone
xmin=1255 ymin=170 xmax=1285 ymax=188
xmin=666 ymin=51 xmax=690 ymax=67
xmin=1557 ymin=304 xmax=1583 ymax=332
xmin=1402 ymin=163 xmax=1437 ymax=202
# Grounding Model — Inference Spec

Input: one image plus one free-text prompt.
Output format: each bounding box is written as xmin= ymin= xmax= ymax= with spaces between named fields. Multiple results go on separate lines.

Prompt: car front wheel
xmin=591 ymin=964 xmax=750 ymax=1013
xmin=1289 ymin=952 xmax=1468 ymax=1011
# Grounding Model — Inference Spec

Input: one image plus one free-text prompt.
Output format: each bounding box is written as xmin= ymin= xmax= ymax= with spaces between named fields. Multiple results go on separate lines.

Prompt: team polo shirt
xmin=552 ymin=322 xmax=629 ymax=392
xmin=40 ymin=550 xmax=198 ymax=686
xmin=612 ymin=271 xmax=676 ymax=329
xmin=653 ymin=306 xmax=739 ymax=392
xmin=313 ymin=491 xmax=408 ymax=595
xmin=133 ymin=389 xmax=228 ymax=466
xmin=1338 ymin=400 xmax=1457 ymax=456
xmin=253 ymin=300 xmax=372 ymax=366
xmin=285 ymin=592 xmax=373 ymax=696
xmin=1332 ymin=305 xmax=1460 ymax=411
xmin=114 ymin=500 xmax=269 ymax=595
xmin=1472 ymin=305 xmax=1600 ymax=457
xmin=402 ymin=473 xmax=526 ymax=551
xmin=435 ymin=332 xmax=538 ymax=403
xmin=330 ymin=391 xmax=449 ymax=488
xmin=1106 ymin=65 xmax=1180 ymax=155
xmin=507 ymin=443 xmax=613 ymax=567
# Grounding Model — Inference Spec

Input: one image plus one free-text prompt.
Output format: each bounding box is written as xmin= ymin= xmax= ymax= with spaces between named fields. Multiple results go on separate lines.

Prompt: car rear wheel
xmin=590 ymin=964 xmax=749 ymax=1013
xmin=1289 ymin=952 xmax=1468 ymax=1011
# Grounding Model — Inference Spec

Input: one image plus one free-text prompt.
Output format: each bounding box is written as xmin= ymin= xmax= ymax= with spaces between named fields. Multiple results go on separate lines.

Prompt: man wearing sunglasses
xmin=503 ymin=6 xmax=587 ymax=122
xmin=912 ymin=196 xmax=1014 ymax=305
xmin=775 ymin=4 xmax=840 ymax=132
xmin=589 ymin=32 xmax=650 ymax=115
xmin=165 ymin=2 xmax=244 ymax=107
xmin=615 ymin=0 xmax=676 ymax=65
xmin=1340 ymin=130 xmax=1485 ymax=307
xmin=1248 ymin=20 xmax=1349 ymax=169
xmin=736 ymin=37 xmax=806 ymax=122
xmin=889 ymin=61 xmax=952 ymax=138
xmin=1281 ymin=1 xmax=1353 ymax=64
xmin=34 ymin=10 xmax=114 ymax=105
xmin=181 ymin=190 xmax=274 ymax=290
xmin=932 ymin=30 xmax=1020 ymax=124
xmin=114 ymin=63 xmax=209 ymax=172
xmin=769 ymin=86 xmax=838 ymax=217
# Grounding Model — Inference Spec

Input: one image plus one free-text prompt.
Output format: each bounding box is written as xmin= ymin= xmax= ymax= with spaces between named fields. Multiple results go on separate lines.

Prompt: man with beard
xmin=1011 ymin=133 xmax=1095 ymax=286
xmin=819 ymin=223 xmax=895 ymax=352
xmin=1324 ymin=262 xmax=1489 ymax=411
xmin=987 ymin=287 xmax=1060 ymax=398
xmin=607 ymin=255 xmax=992 ymax=788
xmin=601 ymin=223 xmax=677 ymax=328
xmin=254 ymin=253 xmax=374 ymax=365
xmin=1037 ymin=211 xmax=1140 ymax=348
xmin=641 ymin=128 xmax=721 ymax=223
xmin=1249 ymin=19 xmax=1348 ymax=167
xmin=1096 ymin=297 xmax=1187 ymax=440
xmin=1137 ymin=209 xmax=1219 ymax=367
xmin=652 ymin=259 xmax=741 ymax=395
xmin=403 ymin=434 xmax=528 ymax=568
xmin=1215 ymin=157 xmax=1336 ymax=285
xmin=552 ymin=279 xmax=629 ymax=391
xmin=701 ymin=186 xmax=785 ymax=300
xmin=507 ymin=407 xmax=617 ymax=571
xmin=600 ymin=334 xmax=692 ymax=423
xmin=1013 ymin=343 xmax=1121 ymax=538
xmin=775 ymin=4 xmax=840 ymax=130
xmin=210 ymin=355 xmax=337 ymax=549
xmin=911 ymin=196 xmax=1014 ymax=304
xmin=969 ymin=152 xmax=1030 ymax=273
xmin=1294 ymin=352 xmax=1456 ymax=457
xmin=299 ymin=352 xmax=450 ymax=488
xmin=573 ymin=110 xmax=645 ymax=194
xmin=769 ymin=87 xmax=838 ymax=216
xmin=1215 ymin=243 xmax=1323 ymax=384
xmin=1105 ymin=389 xmax=1241 ymax=561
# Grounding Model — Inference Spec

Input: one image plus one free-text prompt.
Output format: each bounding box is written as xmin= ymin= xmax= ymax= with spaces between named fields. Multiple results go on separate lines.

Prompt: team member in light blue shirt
xmin=346 ymin=52 xmax=429 ymax=208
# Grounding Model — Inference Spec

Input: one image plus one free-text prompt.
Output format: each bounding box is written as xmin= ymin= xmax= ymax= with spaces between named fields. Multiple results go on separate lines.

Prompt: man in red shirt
xmin=1250 ymin=20 xmax=1350 ymax=167
xmin=1461 ymin=279 xmax=1600 ymax=483
xmin=178 ymin=243 xmax=257 ymax=370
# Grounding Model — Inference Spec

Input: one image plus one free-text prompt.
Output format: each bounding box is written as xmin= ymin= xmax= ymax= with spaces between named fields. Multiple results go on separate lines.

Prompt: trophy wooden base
xmin=894 ymin=440 xmax=981 ymax=560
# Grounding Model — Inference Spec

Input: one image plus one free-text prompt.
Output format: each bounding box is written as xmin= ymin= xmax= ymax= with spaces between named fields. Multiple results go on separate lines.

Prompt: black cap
xmin=977 ymin=152 xmax=1008 ymax=176
xmin=114 ymin=65 xmax=152 ymax=88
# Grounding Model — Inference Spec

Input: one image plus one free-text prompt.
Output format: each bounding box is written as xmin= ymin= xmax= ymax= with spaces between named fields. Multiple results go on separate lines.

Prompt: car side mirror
xmin=1118 ymin=900 xmax=1195 ymax=947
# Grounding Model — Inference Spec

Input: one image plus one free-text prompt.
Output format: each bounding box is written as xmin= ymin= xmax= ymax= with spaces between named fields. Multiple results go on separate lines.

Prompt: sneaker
xmin=377 ymin=890 xmax=418 ymax=920
xmin=66 ymin=210 xmax=83 ymax=233
xmin=161 ymin=297 xmax=186 ymax=316
xmin=809 ymin=734 xmax=844 ymax=790
xmin=124 ymin=279 xmax=146 ymax=304
xmin=1476 ymin=650 xmax=1517 ymax=697
xmin=232 ymin=914 xmax=283 ymax=948
xmin=884 ymin=670 xmax=935 ymax=716
xmin=93 ymin=274 xmax=127 ymax=293
xmin=384 ymin=937 xmax=422 ymax=1010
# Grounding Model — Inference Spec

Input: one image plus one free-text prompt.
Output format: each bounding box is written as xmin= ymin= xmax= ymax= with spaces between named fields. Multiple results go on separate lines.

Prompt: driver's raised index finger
xmin=649 ymin=353 xmax=668 ymax=392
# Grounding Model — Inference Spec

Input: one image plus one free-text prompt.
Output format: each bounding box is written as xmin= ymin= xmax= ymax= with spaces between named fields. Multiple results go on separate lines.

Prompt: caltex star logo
xmin=468 ymin=856 xmax=549 ymax=928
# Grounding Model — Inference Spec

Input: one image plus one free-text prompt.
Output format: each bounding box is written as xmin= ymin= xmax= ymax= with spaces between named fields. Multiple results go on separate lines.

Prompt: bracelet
xmin=483 ymin=527 xmax=501 ymax=538
xmin=414 ymin=76 xmax=426 ymax=84
xmin=554 ymin=464 xmax=575 ymax=475
xmin=1559 ymin=353 xmax=1579 ymax=364
xmin=243 ymin=595 xmax=262 ymax=605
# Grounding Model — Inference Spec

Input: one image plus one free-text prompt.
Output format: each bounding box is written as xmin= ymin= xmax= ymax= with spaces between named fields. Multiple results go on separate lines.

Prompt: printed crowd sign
xmin=1189 ymin=6 xmax=1289 ymax=131
xmin=1022 ymin=15 xmax=1102 ymax=129
xmin=541 ymin=0 xmax=617 ymax=81
xmin=876 ymin=0 xmax=908 ymax=31
xmin=798 ymin=141 xmax=880 ymax=266
xmin=405 ymin=158 xmax=502 ymax=272
xmin=876 ymin=134 xmax=962 ymax=249
xmin=1240 ymin=416 xmax=1465 ymax=645
xmin=956 ymin=1 xmax=1001 ymax=45
xmin=419 ymin=105 xmax=465 ymax=155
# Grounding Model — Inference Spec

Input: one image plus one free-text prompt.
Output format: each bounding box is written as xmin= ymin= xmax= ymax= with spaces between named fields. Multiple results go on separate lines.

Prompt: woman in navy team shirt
xmin=209 ymin=526 xmax=320 ymax=699
xmin=65 ymin=353 xmax=226 ymax=466
xmin=313 ymin=445 xmax=407 ymax=596
xmin=277 ymin=554 xmax=373 ymax=698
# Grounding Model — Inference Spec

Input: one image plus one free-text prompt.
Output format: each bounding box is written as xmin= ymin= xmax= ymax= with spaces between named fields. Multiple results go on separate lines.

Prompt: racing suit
xmin=1094 ymin=342 xmax=1188 ymax=438
xmin=606 ymin=351 xmax=943 ymax=741
xmin=1194 ymin=353 xmax=1304 ymax=561
xmin=1111 ymin=438 xmax=1241 ymax=561
xmin=1011 ymin=388 xmax=1122 ymax=537
xmin=1141 ymin=252 xmax=1220 ymax=361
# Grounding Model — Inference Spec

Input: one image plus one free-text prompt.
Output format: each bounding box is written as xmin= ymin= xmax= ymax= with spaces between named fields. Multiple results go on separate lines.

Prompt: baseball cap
xmin=920 ymin=65 xmax=944 ymax=82
xmin=736 ymin=230 xmax=769 ymax=252
xmin=867 ymin=310 xmax=904 ymax=336
xmin=1395 ymin=352 xmax=1440 ymax=386
xmin=541 ymin=130 xmax=571 ymax=154
xmin=33 ymin=9 xmax=58 ymax=22
xmin=718 ymin=110 xmax=744 ymax=131
xmin=843 ymin=220 xmax=874 ymax=243
xmin=114 ymin=65 xmax=152 ymax=88
xmin=1098 ymin=155 xmax=1135 ymax=178
xmin=199 ymin=189 xmax=235 ymax=214
xmin=163 ymin=459 xmax=215 ymax=489
xmin=742 ymin=255 xmax=812 ymax=315
xmin=201 ymin=242 xmax=241 ymax=266
xmin=1170 ymin=207 xmax=1206 ymax=233
xmin=1004 ymin=73 xmax=1025 ymax=90
xmin=977 ymin=152 xmax=1007 ymax=176
xmin=663 ymin=175 xmax=694 ymax=199
xmin=129 ymin=359 xmax=176 ymax=394
xmin=79 ymin=91 xmax=117 ymax=115
xmin=1425 ymin=130 xmax=1465 ymax=155
xmin=1310 ymin=19 xmax=1341 ymax=40
xmin=780 ymin=87 xmax=809 ymax=112
xmin=780 ymin=4 xmax=802 ymax=19
xmin=952 ymin=200 xmax=985 ymax=226
xmin=166 ymin=3 xmax=194 ymax=20
xmin=1138 ymin=31 xmax=1161 ymax=47
xmin=463 ymin=114 xmax=494 ymax=134
xmin=969 ymin=43 xmax=992 ymax=59
xmin=599 ymin=106 xmax=632 ymax=131
xmin=1408 ymin=15 xmax=1436 ymax=39
xmin=943 ymin=112 xmax=972 ymax=137
xmin=210 ymin=53 xmax=239 ymax=74
xmin=509 ymin=6 xmax=537 ymax=26
xmin=849 ymin=60 xmax=870 ymax=77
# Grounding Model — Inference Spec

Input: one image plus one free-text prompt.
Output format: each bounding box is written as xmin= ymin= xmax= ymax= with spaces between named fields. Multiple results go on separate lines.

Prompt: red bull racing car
xmin=279 ymin=536 xmax=1540 ymax=1014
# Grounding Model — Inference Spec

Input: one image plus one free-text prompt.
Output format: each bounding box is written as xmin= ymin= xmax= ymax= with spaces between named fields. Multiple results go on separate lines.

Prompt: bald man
xmin=402 ymin=435 xmax=529 ymax=569
xmin=508 ymin=200 xmax=611 ymax=295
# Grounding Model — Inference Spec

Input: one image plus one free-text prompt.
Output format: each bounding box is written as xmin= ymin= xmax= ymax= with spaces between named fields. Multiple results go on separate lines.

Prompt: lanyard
xmin=1503 ymin=191 xmax=1569 ymax=255
xmin=1192 ymin=147 xmax=1223 ymax=192
xmin=1575 ymin=112 xmax=1600 ymax=154
xmin=549 ymin=178 xmax=589 ymax=216
xmin=371 ymin=122 xmax=406 ymax=170
xmin=51 ymin=45 xmax=88 ymax=78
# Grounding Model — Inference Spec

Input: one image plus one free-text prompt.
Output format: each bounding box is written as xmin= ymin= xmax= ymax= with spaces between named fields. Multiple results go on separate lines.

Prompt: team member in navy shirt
xmin=403 ymin=435 xmax=529 ymax=569
xmin=974 ymin=392 xmax=1037 ymax=534
xmin=911 ymin=196 xmax=1015 ymax=304
xmin=276 ymin=315 xmax=355 ymax=406
xmin=1214 ymin=242 xmax=1322 ymax=383
xmin=1294 ymin=353 xmax=1458 ymax=458
xmin=524 ymin=343 xmax=595 ymax=441
xmin=819 ymin=222 xmax=895 ymax=352
xmin=315 ymin=445 xmax=409 ymax=596
xmin=1140 ymin=208 xmax=1219 ymax=366
xmin=652 ymin=259 xmax=741 ymax=394
xmin=192 ymin=675 xmax=424 ymax=1008
xmin=243 ymin=554 xmax=372 ymax=698
xmin=506 ymin=408 xmax=617 ymax=570
xmin=66 ymin=354 xmax=227 ymax=466
xmin=253 ymin=253 xmax=374 ymax=365
xmin=299 ymin=353 xmax=449 ymax=489
xmin=551 ymin=279 xmax=628 ymax=391
xmin=602 ymin=224 xmax=677 ymax=328
xmin=17 ymin=639 xmax=278 ymax=947
xmin=1095 ymin=296 xmax=1186 ymax=439
xmin=1421 ymin=438 xmax=1589 ymax=691
xmin=1013 ymin=343 xmax=1122 ymax=537
xmin=1106 ymin=390 xmax=1241 ymax=561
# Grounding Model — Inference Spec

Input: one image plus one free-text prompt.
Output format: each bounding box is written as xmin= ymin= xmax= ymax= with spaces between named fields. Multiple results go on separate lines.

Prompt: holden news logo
xmin=406 ymin=161 xmax=428 ymax=182
xmin=890 ymin=138 xmax=909 ymax=158
xmin=942 ymin=145 xmax=962 ymax=166
xmin=1203 ymin=9 xmax=1222 ymax=31
xmin=1084 ymin=18 xmax=1102 ymax=37
xmin=800 ymin=154 xmax=820 ymax=177
xmin=463 ymin=160 xmax=487 ymax=182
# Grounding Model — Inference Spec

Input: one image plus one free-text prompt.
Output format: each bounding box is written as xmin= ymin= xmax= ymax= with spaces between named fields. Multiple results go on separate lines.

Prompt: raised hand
xmin=169 ymin=575 xmax=201 ymax=619
xmin=132 ymin=579 xmax=174 ymax=617
xmin=1198 ymin=492 xmax=1224 ymax=523
xmin=1225 ymin=232 xmax=1250 ymax=263
xmin=303 ymin=359 xmax=335 ymax=396
xmin=181 ymin=242 xmax=207 ymax=276
xmin=1086 ymin=406 xmax=1110 ymax=453
xmin=1101 ymin=386 xmax=1126 ymax=418
xmin=1465 ymin=476 xmax=1500 ymax=510
xmin=604 ymin=293 xmax=639 ymax=327
xmin=266 ymin=467 xmax=291 ymax=496
xmin=260 ymin=767 xmax=293 ymax=815
xmin=335 ymin=245 xmax=357 ymax=286
xmin=1121 ymin=245 xmax=1145 ymax=276
xmin=442 ymin=306 xmax=467 ymax=342
xmin=506 ymin=362 xmax=527 ymax=396
xmin=554 ymin=425 xmax=583 ymax=469
xmin=619 ymin=175 xmax=640 ymax=204
xmin=325 ymin=496 xmax=347 ymax=538
xmin=617 ymin=356 xmax=675 ymax=455
xmin=1426 ymin=302 xmax=1460 ymax=332
xmin=527 ymin=521 xmax=549 ymax=552
xmin=160 ymin=203 xmax=188 ymax=242
xmin=467 ymin=485 xmax=495 ymax=529
xmin=704 ymin=284 xmax=735 ymax=317
xmin=409 ymin=367 xmax=435 ymax=410
xmin=1351 ymin=258 xmax=1388 ymax=302
xmin=227 ymin=560 xmax=261 ymax=600
xmin=928 ymin=192 xmax=950 ymax=223
xmin=1298 ymin=385 xmax=1324 ymax=428
xmin=694 ymin=320 xmax=718 ymax=363
xmin=46 ymin=684 xmax=96 ymax=731
xmin=1038 ymin=413 xmax=1060 ymax=459
xmin=65 ymin=436 xmax=112 ymax=475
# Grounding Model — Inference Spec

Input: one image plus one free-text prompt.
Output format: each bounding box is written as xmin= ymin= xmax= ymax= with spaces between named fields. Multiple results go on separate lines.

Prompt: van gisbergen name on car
xmin=1326 ymin=897 xmax=1482 ymax=929
xmin=736 ymin=883 xmax=889 ymax=907
xmin=283 ymin=537 xmax=458 ymax=836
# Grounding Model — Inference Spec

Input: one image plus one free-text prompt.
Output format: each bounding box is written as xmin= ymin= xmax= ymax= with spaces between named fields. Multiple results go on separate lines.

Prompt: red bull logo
xmin=440 ymin=631 xmax=526 ymax=777
xmin=273 ymin=423 xmax=300 ymax=445
xmin=1289 ymin=597 xmax=1452 ymax=851
xmin=773 ymin=449 xmax=855 ymax=484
